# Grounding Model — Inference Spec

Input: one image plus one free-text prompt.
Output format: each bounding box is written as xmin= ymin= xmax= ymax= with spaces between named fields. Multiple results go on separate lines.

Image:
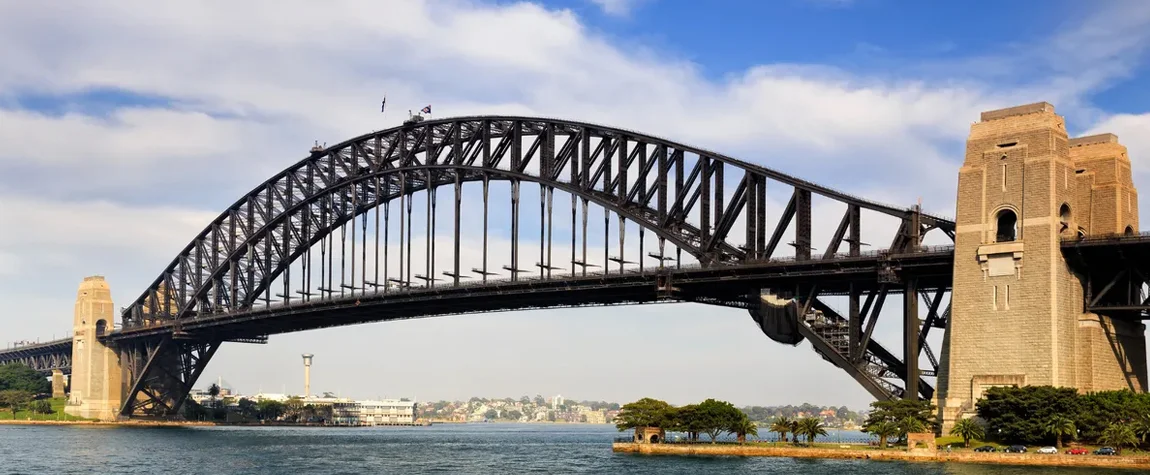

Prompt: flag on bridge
xmin=421 ymin=105 xmax=431 ymax=114
xmin=381 ymin=96 xmax=387 ymax=113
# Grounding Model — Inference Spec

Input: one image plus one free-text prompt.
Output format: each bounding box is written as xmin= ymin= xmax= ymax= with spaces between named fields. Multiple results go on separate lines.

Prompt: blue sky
xmin=1 ymin=0 xmax=1149 ymax=410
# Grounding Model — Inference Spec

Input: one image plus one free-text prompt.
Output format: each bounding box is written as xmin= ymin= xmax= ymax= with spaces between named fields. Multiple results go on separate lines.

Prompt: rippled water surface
xmin=0 ymin=423 xmax=1137 ymax=474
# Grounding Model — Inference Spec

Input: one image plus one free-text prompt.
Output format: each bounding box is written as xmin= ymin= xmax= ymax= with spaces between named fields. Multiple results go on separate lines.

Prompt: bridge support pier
xmin=938 ymin=102 xmax=1147 ymax=432
xmin=64 ymin=276 xmax=126 ymax=421
xmin=51 ymin=369 xmax=66 ymax=399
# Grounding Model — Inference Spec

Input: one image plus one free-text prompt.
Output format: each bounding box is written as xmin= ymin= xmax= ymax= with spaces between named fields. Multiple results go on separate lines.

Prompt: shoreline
xmin=612 ymin=443 xmax=1150 ymax=470
xmin=0 ymin=419 xmax=429 ymax=427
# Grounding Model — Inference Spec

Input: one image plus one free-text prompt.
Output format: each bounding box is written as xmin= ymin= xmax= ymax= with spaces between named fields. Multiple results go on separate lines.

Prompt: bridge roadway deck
xmin=104 ymin=247 xmax=955 ymax=343
xmin=0 ymin=338 xmax=72 ymax=372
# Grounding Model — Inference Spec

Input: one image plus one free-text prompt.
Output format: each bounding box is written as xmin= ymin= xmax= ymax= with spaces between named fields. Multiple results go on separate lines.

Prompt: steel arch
xmin=121 ymin=116 xmax=954 ymax=328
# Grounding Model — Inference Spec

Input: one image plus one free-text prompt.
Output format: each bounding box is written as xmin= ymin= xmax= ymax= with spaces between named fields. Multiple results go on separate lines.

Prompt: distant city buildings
xmin=332 ymin=399 xmax=418 ymax=426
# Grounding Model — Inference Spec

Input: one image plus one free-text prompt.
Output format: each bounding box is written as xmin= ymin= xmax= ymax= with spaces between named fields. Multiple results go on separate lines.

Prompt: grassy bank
xmin=612 ymin=442 xmax=1150 ymax=470
xmin=0 ymin=398 xmax=88 ymax=421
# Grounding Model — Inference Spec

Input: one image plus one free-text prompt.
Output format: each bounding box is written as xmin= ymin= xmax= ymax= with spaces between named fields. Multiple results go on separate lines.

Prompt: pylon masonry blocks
xmin=65 ymin=275 xmax=126 ymax=421
xmin=51 ymin=369 xmax=66 ymax=399
xmin=936 ymin=102 xmax=1147 ymax=432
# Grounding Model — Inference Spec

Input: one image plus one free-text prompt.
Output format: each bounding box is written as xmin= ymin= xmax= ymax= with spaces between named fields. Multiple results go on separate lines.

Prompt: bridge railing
xmin=248 ymin=245 xmax=954 ymax=307
xmin=1062 ymin=230 xmax=1150 ymax=244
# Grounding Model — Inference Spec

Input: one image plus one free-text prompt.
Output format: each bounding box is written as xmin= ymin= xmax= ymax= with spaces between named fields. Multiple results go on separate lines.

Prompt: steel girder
xmin=0 ymin=338 xmax=72 ymax=374
xmin=108 ymin=116 xmax=957 ymax=418
xmin=1062 ymin=232 xmax=1150 ymax=320
xmin=119 ymin=338 xmax=220 ymax=417
xmin=120 ymin=116 xmax=955 ymax=329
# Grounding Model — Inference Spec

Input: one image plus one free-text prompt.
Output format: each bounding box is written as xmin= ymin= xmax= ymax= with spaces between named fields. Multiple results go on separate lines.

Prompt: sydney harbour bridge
xmin=3 ymin=105 xmax=1148 ymax=422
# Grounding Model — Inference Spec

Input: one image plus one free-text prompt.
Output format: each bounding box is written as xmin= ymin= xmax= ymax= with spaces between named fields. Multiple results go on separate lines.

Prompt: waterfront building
xmin=331 ymin=399 xmax=418 ymax=426
xmin=251 ymin=392 xmax=290 ymax=402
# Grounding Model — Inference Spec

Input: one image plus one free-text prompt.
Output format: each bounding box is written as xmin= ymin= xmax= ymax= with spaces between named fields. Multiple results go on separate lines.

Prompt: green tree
xmin=867 ymin=420 xmax=899 ymax=449
xmin=1099 ymin=423 xmax=1138 ymax=449
xmin=534 ymin=395 xmax=546 ymax=406
xmin=182 ymin=399 xmax=208 ymax=420
xmin=694 ymin=399 xmax=745 ymax=443
xmin=730 ymin=415 xmax=758 ymax=444
xmin=237 ymin=398 xmax=258 ymax=419
xmin=257 ymin=399 xmax=286 ymax=421
xmin=313 ymin=404 xmax=333 ymax=423
xmin=671 ymin=404 xmax=705 ymax=441
xmin=284 ymin=397 xmax=306 ymax=422
xmin=29 ymin=399 xmax=52 ymax=414
xmin=207 ymin=383 xmax=221 ymax=408
xmin=900 ymin=416 xmax=926 ymax=442
xmin=795 ymin=417 xmax=827 ymax=445
xmin=770 ymin=416 xmax=793 ymax=443
xmin=0 ymin=390 xmax=33 ymax=417
xmin=1076 ymin=390 xmax=1150 ymax=442
xmin=0 ymin=364 xmax=51 ymax=394
xmin=976 ymin=385 xmax=1080 ymax=445
xmin=1043 ymin=415 xmax=1076 ymax=450
xmin=949 ymin=418 xmax=985 ymax=447
xmin=614 ymin=398 xmax=674 ymax=431
xmin=1135 ymin=414 xmax=1150 ymax=445
xmin=862 ymin=399 xmax=937 ymax=439
xmin=506 ymin=410 xmax=523 ymax=421
xmin=484 ymin=409 xmax=499 ymax=420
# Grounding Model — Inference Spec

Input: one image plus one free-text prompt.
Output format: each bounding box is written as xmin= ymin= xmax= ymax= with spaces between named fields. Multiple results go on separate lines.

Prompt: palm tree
xmin=797 ymin=417 xmax=828 ymax=445
xmin=770 ymin=417 xmax=793 ymax=443
xmin=1099 ymin=422 xmax=1138 ymax=449
xmin=1135 ymin=414 xmax=1150 ymax=445
xmin=899 ymin=416 xmax=926 ymax=443
xmin=732 ymin=417 xmax=758 ymax=444
xmin=867 ymin=420 xmax=899 ymax=449
xmin=949 ymin=418 xmax=985 ymax=448
xmin=1043 ymin=416 xmax=1076 ymax=450
xmin=789 ymin=419 xmax=801 ymax=444
xmin=207 ymin=383 xmax=221 ymax=409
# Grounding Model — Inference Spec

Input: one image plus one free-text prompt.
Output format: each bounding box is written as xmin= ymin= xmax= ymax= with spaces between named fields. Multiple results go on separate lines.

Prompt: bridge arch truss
xmin=111 ymin=116 xmax=955 ymax=417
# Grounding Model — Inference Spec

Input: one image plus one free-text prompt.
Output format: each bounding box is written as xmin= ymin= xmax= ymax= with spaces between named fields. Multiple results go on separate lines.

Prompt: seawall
xmin=612 ymin=443 xmax=1150 ymax=470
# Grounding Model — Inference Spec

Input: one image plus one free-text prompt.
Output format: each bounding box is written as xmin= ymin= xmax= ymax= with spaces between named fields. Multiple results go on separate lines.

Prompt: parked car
xmin=1037 ymin=446 xmax=1057 ymax=454
xmin=973 ymin=445 xmax=996 ymax=452
xmin=1065 ymin=447 xmax=1088 ymax=455
xmin=1004 ymin=445 xmax=1027 ymax=453
xmin=1094 ymin=446 xmax=1118 ymax=456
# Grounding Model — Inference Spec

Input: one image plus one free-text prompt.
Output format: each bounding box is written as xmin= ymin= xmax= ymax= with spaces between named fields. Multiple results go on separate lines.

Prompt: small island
xmin=611 ymin=387 xmax=1150 ymax=470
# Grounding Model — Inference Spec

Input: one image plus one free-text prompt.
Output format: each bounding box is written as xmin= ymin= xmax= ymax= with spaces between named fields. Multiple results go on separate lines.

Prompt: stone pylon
xmin=51 ymin=369 xmax=66 ymax=399
xmin=936 ymin=102 xmax=1146 ymax=431
xmin=64 ymin=276 xmax=126 ymax=421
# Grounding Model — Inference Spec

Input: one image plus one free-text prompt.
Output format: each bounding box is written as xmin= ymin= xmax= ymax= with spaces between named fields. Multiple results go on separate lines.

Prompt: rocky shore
xmin=612 ymin=442 xmax=1150 ymax=470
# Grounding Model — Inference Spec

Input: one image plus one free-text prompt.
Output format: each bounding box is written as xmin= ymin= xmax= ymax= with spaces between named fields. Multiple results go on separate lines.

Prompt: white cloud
xmin=0 ymin=108 xmax=261 ymax=166
xmin=588 ymin=0 xmax=640 ymax=16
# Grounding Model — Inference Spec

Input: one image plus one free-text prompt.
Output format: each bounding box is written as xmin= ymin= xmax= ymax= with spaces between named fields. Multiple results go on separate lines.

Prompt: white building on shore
xmin=331 ymin=399 xmax=419 ymax=426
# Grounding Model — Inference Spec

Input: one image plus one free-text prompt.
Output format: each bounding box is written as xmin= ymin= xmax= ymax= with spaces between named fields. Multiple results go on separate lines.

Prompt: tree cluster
xmin=741 ymin=403 xmax=859 ymax=425
xmin=976 ymin=386 xmax=1150 ymax=449
xmin=767 ymin=416 xmax=829 ymax=445
xmin=613 ymin=398 xmax=763 ymax=444
xmin=0 ymin=389 xmax=34 ymax=417
xmin=860 ymin=399 xmax=938 ymax=448
xmin=0 ymin=364 xmax=51 ymax=394
xmin=0 ymin=364 xmax=53 ymax=418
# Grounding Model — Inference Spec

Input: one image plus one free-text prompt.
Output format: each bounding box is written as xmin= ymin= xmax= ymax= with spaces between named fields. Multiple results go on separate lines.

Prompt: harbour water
xmin=0 ymin=423 xmax=1138 ymax=474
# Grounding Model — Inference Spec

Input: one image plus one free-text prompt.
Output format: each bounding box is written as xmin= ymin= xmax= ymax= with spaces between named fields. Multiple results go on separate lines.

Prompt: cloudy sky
xmin=1 ymin=0 xmax=1149 ymax=409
